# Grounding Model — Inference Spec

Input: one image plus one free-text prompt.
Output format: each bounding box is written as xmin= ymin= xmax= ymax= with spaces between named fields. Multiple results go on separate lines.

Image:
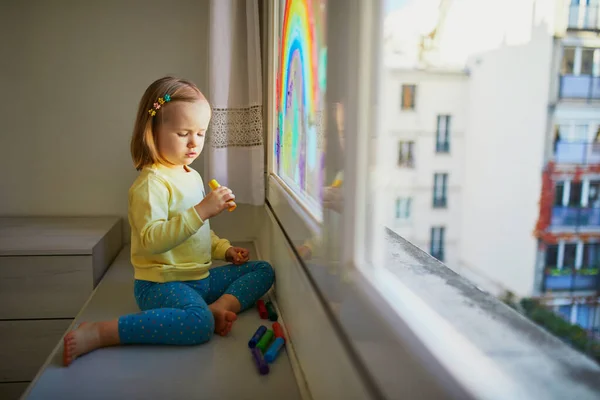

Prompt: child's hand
xmin=323 ymin=186 xmax=343 ymax=213
xmin=296 ymin=245 xmax=313 ymax=260
xmin=226 ymin=247 xmax=250 ymax=265
xmin=194 ymin=187 xmax=236 ymax=220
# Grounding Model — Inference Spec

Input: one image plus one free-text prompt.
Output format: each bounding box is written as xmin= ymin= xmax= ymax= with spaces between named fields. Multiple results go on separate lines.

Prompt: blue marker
xmin=248 ymin=325 xmax=267 ymax=348
xmin=264 ymin=337 xmax=285 ymax=363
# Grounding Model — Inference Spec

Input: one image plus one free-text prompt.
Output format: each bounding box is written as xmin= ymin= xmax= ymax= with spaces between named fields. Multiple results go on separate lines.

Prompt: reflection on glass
xmin=275 ymin=0 xmax=328 ymax=218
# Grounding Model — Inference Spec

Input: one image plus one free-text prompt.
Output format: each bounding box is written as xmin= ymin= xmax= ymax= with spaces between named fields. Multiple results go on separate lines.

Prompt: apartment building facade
xmin=383 ymin=0 xmax=600 ymax=333
xmin=384 ymin=68 xmax=468 ymax=271
xmin=533 ymin=0 xmax=600 ymax=333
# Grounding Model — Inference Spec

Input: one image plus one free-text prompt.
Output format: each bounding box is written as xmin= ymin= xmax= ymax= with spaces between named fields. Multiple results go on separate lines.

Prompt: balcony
xmin=568 ymin=5 xmax=600 ymax=31
xmin=543 ymin=267 xmax=600 ymax=292
xmin=552 ymin=207 xmax=600 ymax=227
xmin=559 ymin=75 xmax=600 ymax=101
xmin=554 ymin=142 xmax=600 ymax=165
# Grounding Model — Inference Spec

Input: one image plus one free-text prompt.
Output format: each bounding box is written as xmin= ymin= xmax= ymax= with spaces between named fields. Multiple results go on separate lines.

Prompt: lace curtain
xmin=206 ymin=0 xmax=264 ymax=206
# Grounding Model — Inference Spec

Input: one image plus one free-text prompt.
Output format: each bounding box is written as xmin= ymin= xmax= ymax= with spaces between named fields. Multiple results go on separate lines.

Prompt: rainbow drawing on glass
xmin=148 ymin=94 xmax=171 ymax=117
xmin=276 ymin=0 xmax=327 ymax=216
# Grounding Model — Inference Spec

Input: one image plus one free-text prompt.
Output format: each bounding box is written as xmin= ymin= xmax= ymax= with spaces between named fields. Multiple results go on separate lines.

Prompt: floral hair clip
xmin=148 ymin=94 xmax=171 ymax=116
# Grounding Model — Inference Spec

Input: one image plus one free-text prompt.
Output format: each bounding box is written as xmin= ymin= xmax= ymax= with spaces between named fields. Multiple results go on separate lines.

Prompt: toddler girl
xmin=63 ymin=77 xmax=274 ymax=366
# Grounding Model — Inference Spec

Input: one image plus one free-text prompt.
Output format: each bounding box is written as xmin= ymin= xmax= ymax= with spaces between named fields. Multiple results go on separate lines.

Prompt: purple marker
xmin=248 ymin=325 xmax=267 ymax=348
xmin=251 ymin=347 xmax=269 ymax=375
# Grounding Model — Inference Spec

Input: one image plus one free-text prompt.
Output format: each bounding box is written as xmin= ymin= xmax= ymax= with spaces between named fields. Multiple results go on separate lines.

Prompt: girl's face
xmin=155 ymin=100 xmax=211 ymax=169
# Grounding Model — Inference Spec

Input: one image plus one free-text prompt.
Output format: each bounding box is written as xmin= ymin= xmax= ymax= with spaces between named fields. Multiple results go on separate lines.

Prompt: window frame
xmin=561 ymin=46 xmax=600 ymax=77
xmin=401 ymin=84 xmax=416 ymax=110
xmin=260 ymin=1 xmax=583 ymax=399
xmin=395 ymin=197 xmax=412 ymax=220
xmin=398 ymin=141 xmax=415 ymax=168
xmin=430 ymin=226 xmax=446 ymax=261
xmin=435 ymin=115 xmax=451 ymax=153
xmin=433 ymin=173 xmax=448 ymax=208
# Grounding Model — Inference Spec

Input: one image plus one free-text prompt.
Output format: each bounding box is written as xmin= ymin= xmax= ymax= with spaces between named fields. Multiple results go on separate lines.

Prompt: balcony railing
xmin=542 ymin=267 xmax=600 ymax=292
xmin=568 ymin=5 xmax=600 ymax=31
xmin=554 ymin=142 xmax=600 ymax=164
xmin=560 ymin=75 xmax=600 ymax=101
xmin=551 ymin=206 xmax=600 ymax=227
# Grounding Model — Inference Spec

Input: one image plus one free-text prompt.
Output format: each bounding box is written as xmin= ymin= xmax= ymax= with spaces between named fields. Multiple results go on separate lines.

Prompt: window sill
xmin=364 ymin=228 xmax=600 ymax=399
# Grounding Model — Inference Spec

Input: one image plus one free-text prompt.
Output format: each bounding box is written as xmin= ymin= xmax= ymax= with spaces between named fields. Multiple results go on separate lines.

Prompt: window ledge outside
xmin=380 ymin=228 xmax=600 ymax=399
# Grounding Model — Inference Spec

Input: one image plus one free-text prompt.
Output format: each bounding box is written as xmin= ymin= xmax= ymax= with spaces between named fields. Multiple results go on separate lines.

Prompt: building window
xmin=395 ymin=197 xmax=412 ymax=220
xmin=569 ymin=181 xmax=582 ymax=207
xmin=430 ymin=226 xmax=445 ymax=261
xmin=560 ymin=47 xmax=600 ymax=100
xmin=433 ymin=173 xmax=448 ymax=208
xmin=401 ymin=84 xmax=416 ymax=110
xmin=555 ymin=182 xmax=565 ymax=206
xmin=588 ymin=181 xmax=600 ymax=208
xmin=581 ymin=48 xmax=595 ymax=75
xmin=546 ymin=244 xmax=559 ymax=267
xmin=436 ymin=115 xmax=451 ymax=153
xmin=563 ymin=243 xmax=578 ymax=268
xmin=561 ymin=46 xmax=600 ymax=76
xmin=568 ymin=0 xmax=600 ymax=30
xmin=562 ymin=47 xmax=576 ymax=75
xmin=398 ymin=141 xmax=415 ymax=167
xmin=583 ymin=243 xmax=600 ymax=268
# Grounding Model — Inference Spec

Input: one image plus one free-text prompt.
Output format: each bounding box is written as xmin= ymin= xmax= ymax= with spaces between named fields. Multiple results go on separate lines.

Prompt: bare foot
xmin=63 ymin=320 xmax=119 ymax=366
xmin=208 ymin=305 xmax=237 ymax=336
xmin=63 ymin=322 xmax=100 ymax=366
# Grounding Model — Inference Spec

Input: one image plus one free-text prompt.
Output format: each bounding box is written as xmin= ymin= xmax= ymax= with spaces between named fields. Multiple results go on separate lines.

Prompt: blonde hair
xmin=131 ymin=76 xmax=206 ymax=170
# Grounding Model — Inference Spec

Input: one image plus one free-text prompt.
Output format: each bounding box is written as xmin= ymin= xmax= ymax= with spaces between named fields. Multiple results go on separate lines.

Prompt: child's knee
xmin=258 ymin=261 xmax=275 ymax=285
xmin=187 ymin=307 xmax=215 ymax=345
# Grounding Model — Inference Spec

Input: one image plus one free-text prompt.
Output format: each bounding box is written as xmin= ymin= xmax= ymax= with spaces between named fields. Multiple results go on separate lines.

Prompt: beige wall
xmin=0 ymin=1 xmax=209 ymax=237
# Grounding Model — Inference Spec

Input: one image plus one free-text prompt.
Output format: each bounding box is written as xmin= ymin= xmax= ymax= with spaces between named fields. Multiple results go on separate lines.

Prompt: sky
xmin=382 ymin=0 xmax=550 ymax=68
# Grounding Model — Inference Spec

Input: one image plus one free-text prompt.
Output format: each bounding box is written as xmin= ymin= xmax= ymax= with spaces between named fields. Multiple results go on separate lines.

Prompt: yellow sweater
xmin=128 ymin=163 xmax=231 ymax=282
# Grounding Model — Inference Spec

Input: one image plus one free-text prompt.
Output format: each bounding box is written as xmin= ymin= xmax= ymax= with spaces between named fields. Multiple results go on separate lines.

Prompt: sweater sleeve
xmin=129 ymin=175 xmax=204 ymax=254
xmin=210 ymin=230 xmax=232 ymax=260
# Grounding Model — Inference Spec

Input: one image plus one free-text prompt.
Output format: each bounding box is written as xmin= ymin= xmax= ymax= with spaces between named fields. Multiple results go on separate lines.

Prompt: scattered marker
xmin=264 ymin=337 xmax=285 ymax=364
xmin=251 ymin=347 xmax=269 ymax=375
xmin=248 ymin=325 xmax=267 ymax=348
xmin=256 ymin=300 xmax=268 ymax=319
xmin=272 ymin=322 xmax=285 ymax=343
xmin=265 ymin=301 xmax=278 ymax=321
xmin=256 ymin=329 xmax=274 ymax=353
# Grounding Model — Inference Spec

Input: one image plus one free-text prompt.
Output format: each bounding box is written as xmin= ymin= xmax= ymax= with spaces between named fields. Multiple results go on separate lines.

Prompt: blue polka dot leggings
xmin=118 ymin=261 xmax=274 ymax=345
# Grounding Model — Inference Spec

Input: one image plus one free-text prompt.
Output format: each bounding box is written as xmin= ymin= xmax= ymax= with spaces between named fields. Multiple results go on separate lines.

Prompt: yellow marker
xmin=331 ymin=179 xmax=342 ymax=188
xmin=208 ymin=179 xmax=236 ymax=212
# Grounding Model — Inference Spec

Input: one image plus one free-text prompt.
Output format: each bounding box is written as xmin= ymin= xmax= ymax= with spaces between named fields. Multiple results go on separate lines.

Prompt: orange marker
xmin=208 ymin=179 xmax=236 ymax=212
